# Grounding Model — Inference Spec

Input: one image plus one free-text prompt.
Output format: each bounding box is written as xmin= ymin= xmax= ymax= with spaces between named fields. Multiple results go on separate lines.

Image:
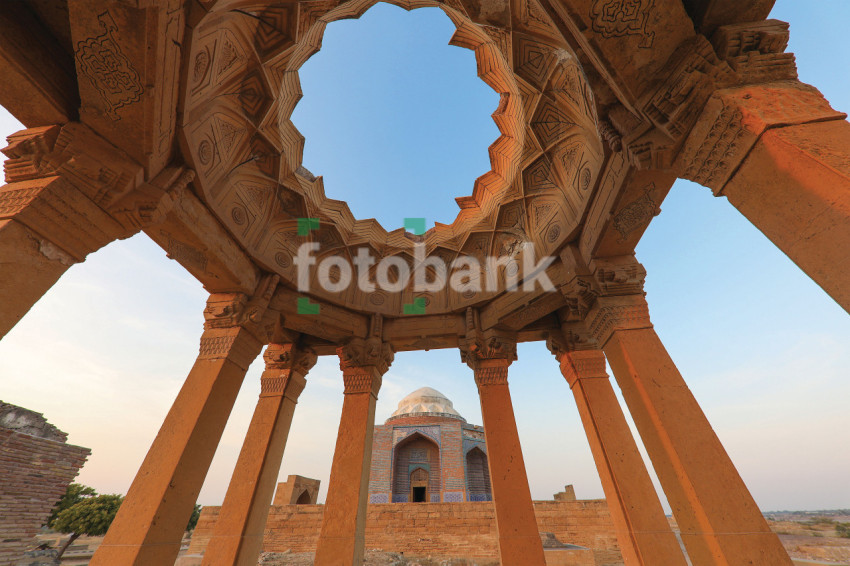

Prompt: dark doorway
xmin=412 ymin=486 xmax=427 ymax=502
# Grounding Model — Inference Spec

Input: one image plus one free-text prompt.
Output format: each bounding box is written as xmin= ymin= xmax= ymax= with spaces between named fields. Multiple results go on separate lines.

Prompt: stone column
xmin=90 ymin=276 xmax=278 ymax=566
xmin=588 ymin=292 xmax=793 ymax=565
xmin=0 ymin=124 xmax=189 ymax=340
xmin=460 ymin=319 xmax=545 ymax=566
xmin=314 ymin=331 xmax=394 ymax=566
xmin=202 ymin=341 xmax=317 ymax=566
xmin=546 ymin=329 xmax=687 ymax=566
xmin=677 ymin=70 xmax=850 ymax=312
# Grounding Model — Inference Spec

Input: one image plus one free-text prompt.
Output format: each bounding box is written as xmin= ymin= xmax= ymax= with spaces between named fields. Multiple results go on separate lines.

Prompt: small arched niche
xmin=466 ymin=446 xmax=491 ymax=502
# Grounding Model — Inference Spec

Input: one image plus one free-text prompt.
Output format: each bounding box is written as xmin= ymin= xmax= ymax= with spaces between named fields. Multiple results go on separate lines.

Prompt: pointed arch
xmin=392 ymin=431 xmax=441 ymax=502
xmin=465 ymin=446 xmax=491 ymax=502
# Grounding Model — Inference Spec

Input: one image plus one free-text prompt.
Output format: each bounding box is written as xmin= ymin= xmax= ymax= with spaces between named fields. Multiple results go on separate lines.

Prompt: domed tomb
xmin=369 ymin=387 xmax=491 ymax=503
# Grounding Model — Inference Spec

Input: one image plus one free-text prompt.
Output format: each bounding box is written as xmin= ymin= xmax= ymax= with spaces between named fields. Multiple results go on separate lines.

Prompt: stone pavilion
xmin=0 ymin=0 xmax=848 ymax=564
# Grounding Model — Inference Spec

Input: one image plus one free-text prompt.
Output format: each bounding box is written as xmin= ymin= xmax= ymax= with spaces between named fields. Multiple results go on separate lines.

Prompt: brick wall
xmin=0 ymin=403 xmax=90 ymax=565
xmin=189 ymin=500 xmax=623 ymax=565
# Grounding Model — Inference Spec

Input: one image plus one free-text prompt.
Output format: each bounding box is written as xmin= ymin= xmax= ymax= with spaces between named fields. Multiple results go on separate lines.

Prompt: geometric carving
xmin=238 ymin=71 xmax=272 ymax=125
xmin=590 ymin=0 xmax=656 ymax=48
xmin=532 ymin=97 xmax=578 ymax=150
xmin=179 ymin=0 xmax=602 ymax=318
xmin=523 ymin=156 xmax=558 ymax=193
xmin=75 ymin=12 xmax=144 ymax=120
xmin=612 ymin=183 xmax=660 ymax=242
xmin=513 ymin=35 xmax=556 ymax=89
xmin=676 ymin=104 xmax=745 ymax=191
xmin=244 ymin=6 xmax=297 ymax=59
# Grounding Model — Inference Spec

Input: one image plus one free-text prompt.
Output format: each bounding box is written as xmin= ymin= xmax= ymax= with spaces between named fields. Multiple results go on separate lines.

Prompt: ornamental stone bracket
xmin=202 ymin=273 xmax=280 ymax=345
xmin=459 ymin=308 xmax=518 ymax=376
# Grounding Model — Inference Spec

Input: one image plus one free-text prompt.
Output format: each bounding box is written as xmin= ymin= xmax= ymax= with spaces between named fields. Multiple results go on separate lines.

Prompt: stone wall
xmin=189 ymin=500 xmax=623 ymax=565
xmin=0 ymin=402 xmax=90 ymax=565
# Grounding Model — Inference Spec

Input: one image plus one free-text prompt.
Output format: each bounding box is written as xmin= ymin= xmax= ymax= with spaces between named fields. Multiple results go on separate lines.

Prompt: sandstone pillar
xmin=677 ymin=77 xmax=850 ymax=313
xmin=589 ymin=293 xmax=793 ymax=565
xmin=90 ymin=277 xmax=278 ymax=566
xmin=460 ymin=320 xmax=545 ymax=566
xmin=722 ymin=119 xmax=850 ymax=313
xmin=314 ymin=331 xmax=394 ymax=566
xmin=547 ymin=332 xmax=687 ymax=566
xmin=0 ymin=124 xmax=189 ymax=340
xmin=202 ymin=341 xmax=317 ymax=566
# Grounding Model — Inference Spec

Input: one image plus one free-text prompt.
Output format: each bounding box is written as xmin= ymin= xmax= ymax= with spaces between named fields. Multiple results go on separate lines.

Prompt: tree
xmin=51 ymin=494 xmax=123 ymax=559
xmin=46 ymin=483 xmax=96 ymax=526
xmin=187 ymin=504 xmax=202 ymax=532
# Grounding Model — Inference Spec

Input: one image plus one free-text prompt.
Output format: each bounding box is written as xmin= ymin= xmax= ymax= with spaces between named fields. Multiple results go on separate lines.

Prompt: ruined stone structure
xmin=0 ymin=0 xmax=848 ymax=565
xmin=368 ymin=387 xmax=492 ymax=503
xmin=273 ymin=475 xmax=321 ymax=505
xmin=0 ymin=402 xmax=90 ymax=564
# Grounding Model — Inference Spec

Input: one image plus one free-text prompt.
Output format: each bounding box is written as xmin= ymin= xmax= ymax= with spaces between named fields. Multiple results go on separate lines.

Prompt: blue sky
xmin=0 ymin=0 xmax=848 ymax=512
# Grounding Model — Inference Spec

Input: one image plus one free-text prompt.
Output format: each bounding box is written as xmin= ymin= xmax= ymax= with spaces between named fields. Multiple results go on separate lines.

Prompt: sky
xmin=1 ymin=0 xmax=848 ymax=514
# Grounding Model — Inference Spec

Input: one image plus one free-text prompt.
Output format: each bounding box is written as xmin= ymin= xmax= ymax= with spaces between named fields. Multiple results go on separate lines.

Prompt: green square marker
xmin=403 ymin=297 xmax=427 ymax=315
xmin=404 ymin=217 xmax=426 ymax=236
xmin=297 ymin=217 xmax=320 ymax=236
xmin=297 ymin=297 xmax=320 ymax=315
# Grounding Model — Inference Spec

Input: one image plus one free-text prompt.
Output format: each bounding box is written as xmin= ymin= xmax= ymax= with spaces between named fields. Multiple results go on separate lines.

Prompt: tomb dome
xmin=388 ymin=387 xmax=466 ymax=423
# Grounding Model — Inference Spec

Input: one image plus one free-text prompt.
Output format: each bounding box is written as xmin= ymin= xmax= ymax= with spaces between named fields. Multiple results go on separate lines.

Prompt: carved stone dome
xmin=387 ymin=387 xmax=466 ymax=423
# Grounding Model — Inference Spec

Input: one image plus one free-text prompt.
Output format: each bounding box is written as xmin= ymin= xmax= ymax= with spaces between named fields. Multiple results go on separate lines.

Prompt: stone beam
xmin=579 ymin=154 xmax=676 ymax=260
xmin=0 ymin=4 xmax=78 ymax=127
xmin=539 ymin=0 xmax=696 ymax=107
xmin=68 ymin=0 xmax=184 ymax=176
xmin=144 ymin=189 xmax=261 ymax=295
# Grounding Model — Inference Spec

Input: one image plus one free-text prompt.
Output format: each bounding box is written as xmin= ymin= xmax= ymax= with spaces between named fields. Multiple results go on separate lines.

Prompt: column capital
xmin=337 ymin=337 xmax=394 ymax=397
xmin=545 ymin=321 xmax=599 ymax=360
xmin=459 ymin=330 xmax=517 ymax=372
xmin=471 ymin=361 xmax=510 ymax=388
xmin=675 ymin=80 xmax=846 ymax=194
xmin=203 ymin=274 xmax=279 ymax=341
xmin=559 ymin=349 xmax=609 ymax=389
xmin=586 ymin=295 xmax=652 ymax=347
xmin=260 ymin=343 xmax=317 ymax=400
